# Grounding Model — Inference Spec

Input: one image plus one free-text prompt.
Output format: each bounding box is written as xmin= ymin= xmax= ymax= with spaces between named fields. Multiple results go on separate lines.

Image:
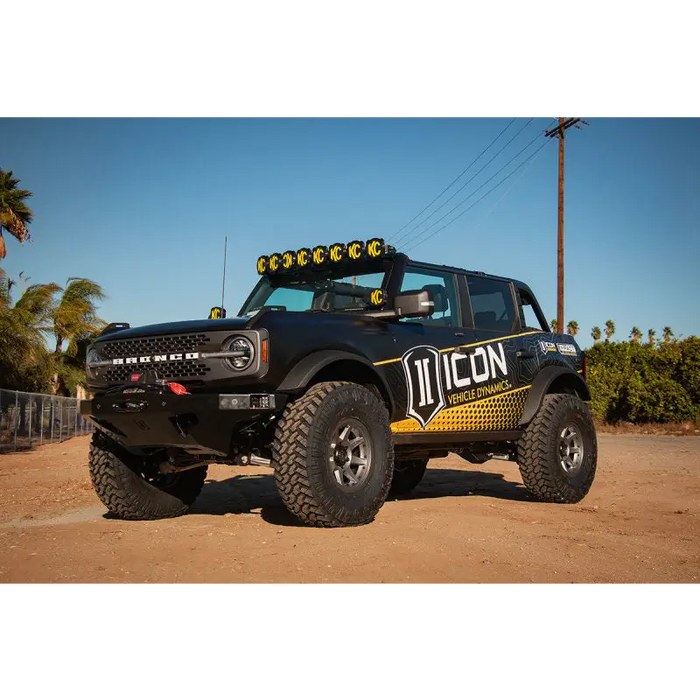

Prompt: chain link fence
xmin=0 ymin=388 xmax=93 ymax=453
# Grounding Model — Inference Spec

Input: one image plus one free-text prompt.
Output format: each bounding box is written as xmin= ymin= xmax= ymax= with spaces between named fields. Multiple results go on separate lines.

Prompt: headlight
xmin=223 ymin=335 xmax=255 ymax=371
xmin=86 ymin=347 xmax=107 ymax=367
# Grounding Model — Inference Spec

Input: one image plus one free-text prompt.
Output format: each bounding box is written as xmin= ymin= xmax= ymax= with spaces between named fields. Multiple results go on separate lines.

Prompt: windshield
xmin=240 ymin=269 xmax=390 ymax=316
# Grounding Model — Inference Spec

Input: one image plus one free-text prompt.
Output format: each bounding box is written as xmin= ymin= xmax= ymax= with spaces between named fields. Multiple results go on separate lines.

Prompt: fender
xmin=277 ymin=350 xmax=394 ymax=412
xmin=518 ymin=366 xmax=591 ymax=427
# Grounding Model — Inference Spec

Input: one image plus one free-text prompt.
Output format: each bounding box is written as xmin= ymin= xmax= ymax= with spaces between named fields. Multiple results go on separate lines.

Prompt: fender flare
xmin=277 ymin=350 xmax=394 ymax=412
xmin=518 ymin=366 xmax=591 ymax=427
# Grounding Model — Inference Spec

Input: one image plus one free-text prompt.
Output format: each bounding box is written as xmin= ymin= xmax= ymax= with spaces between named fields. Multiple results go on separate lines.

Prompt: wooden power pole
xmin=545 ymin=118 xmax=587 ymax=332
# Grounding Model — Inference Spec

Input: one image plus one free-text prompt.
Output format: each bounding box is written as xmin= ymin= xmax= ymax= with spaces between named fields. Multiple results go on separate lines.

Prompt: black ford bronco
xmin=82 ymin=238 xmax=597 ymax=527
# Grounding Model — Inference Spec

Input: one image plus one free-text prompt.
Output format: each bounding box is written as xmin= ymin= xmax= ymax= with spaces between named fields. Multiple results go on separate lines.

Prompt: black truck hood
xmin=95 ymin=316 xmax=252 ymax=342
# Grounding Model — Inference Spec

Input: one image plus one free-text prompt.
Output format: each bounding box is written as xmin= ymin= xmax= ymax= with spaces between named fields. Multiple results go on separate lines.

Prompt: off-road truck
xmin=82 ymin=238 xmax=597 ymax=527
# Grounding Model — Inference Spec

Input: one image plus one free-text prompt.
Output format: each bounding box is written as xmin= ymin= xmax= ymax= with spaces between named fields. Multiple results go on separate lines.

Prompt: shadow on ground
xmin=188 ymin=467 xmax=531 ymax=526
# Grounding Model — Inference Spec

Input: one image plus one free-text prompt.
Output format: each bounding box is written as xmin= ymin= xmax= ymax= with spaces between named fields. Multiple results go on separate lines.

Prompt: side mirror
xmin=393 ymin=289 xmax=434 ymax=319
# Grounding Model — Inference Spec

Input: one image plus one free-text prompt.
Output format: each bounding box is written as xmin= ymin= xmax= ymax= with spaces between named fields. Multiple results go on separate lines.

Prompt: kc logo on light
xmin=297 ymin=249 xmax=310 ymax=267
xmin=370 ymin=289 xmax=384 ymax=305
xmin=282 ymin=251 xmax=295 ymax=269
xmin=312 ymin=246 xmax=327 ymax=264
xmin=367 ymin=239 xmax=383 ymax=257
xmin=348 ymin=241 xmax=363 ymax=260
xmin=329 ymin=243 xmax=345 ymax=263
xmin=257 ymin=256 xmax=268 ymax=274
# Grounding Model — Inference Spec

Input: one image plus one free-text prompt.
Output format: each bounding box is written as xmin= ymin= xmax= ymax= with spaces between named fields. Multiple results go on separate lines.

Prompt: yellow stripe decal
xmin=390 ymin=384 xmax=532 ymax=434
xmin=373 ymin=330 xmax=541 ymax=366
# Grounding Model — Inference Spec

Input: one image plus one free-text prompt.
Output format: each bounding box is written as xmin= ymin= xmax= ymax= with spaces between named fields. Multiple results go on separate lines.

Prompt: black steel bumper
xmin=80 ymin=389 xmax=285 ymax=456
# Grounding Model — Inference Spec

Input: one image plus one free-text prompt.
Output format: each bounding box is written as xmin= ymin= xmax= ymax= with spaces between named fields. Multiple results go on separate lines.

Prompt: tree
xmin=591 ymin=326 xmax=602 ymax=343
xmin=0 ymin=169 xmax=34 ymax=259
xmin=647 ymin=328 xmax=656 ymax=346
xmin=52 ymin=278 xmax=106 ymax=354
xmin=566 ymin=320 xmax=579 ymax=336
xmin=630 ymin=326 xmax=643 ymax=343
xmin=0 ymin=268 xmax=56 ymax=391
xmin=550 ymin=319 xmax=558 ymax=333
xmin=662 ymin=326 xmax=674 ymax=344
xmin=604 ymin=320 xmax=616 ymax=343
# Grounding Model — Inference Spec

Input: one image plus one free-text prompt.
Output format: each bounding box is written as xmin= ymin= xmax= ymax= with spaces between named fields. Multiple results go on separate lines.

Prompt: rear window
xmin=467 ymin=276 xmax=516 ymax=332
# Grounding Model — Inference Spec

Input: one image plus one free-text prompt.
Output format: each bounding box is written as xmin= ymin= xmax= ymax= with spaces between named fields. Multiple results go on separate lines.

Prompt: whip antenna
xmin=221 ymin=235 xmax=228 ymax=311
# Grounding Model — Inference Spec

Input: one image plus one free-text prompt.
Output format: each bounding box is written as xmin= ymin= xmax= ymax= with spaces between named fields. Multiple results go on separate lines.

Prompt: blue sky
xmin=1 ymin=118 xmax=698 ymax=346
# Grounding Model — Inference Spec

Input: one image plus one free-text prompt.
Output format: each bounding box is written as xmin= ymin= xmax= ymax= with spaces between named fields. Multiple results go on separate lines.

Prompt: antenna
xmin=221 ymin=235 xmax=228 ymax=311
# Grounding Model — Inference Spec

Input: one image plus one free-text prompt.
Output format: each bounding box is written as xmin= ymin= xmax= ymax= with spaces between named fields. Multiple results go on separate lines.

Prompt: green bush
xmin=586 ymin=337 xmax=700 ymax=424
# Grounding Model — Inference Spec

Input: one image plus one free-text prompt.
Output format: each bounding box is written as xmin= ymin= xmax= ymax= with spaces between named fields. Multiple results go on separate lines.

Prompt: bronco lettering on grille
xmin=111 ymin=352 xmax=200 ymax=365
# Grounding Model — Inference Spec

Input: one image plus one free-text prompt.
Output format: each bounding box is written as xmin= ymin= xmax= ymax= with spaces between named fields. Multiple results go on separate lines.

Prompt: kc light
xmin=329 ymin=243 xmax=346 ymax=263
xmin=282 ymin=250 xmax=296 ymax=270
xmin=312 ymin=245 xmax=328 ymax=265
xmin=256 ymin=238 xmax=393 ymax=274
xmin=347 ymin=240 xmax=364 ymax=260
xmin=268 ymin=253 xmax=282 ymax=273
xmin=366 ymin=237 xmax=385 ymax=258
xmin=297 ymin=248 xmax=311 ymax=268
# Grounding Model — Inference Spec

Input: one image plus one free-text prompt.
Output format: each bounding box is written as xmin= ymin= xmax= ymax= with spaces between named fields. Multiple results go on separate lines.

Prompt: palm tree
xmin=0 ymin=169 xmax=34 ymax=259
xmin=550 ymin=319 xmax=558 ymax=333
xmin=604 ymin=320 xmax=615 ymax=343
xmin=591 ymin=326 xmax=602 ymax=343
xmin=662 ymin=326 xmax=674 ymax=343
xmin=630 ymin=326 xmax=643 ymax=343
xmin=0 ymin=268 xmax=57 ymax=391
xmin=647 ymin=328 xmax=656 ymax=346
xmin=52 ymin=277 xmax=106 ymax=353
xmin=566 ymin=320 xmax=579 ymax=337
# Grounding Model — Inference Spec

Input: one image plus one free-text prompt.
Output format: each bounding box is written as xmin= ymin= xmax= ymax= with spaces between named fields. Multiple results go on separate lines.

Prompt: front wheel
xmin=516 ymin=393 xmax=597 ymax=503
xmin=89 ymin=432 xmax=208 ymax=520
xmin=272 ymin=381 xmax=394 ymax=527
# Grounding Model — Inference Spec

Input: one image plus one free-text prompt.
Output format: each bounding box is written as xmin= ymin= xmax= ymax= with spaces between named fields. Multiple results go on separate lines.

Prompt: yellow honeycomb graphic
xmin=391 ymin=386 xmax=529 ymax=433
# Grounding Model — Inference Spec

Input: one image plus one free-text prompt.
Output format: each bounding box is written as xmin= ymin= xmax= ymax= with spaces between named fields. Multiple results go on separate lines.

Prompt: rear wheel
xmin=272 ymin=381 xmax=394 ymax=527
xmin=388 ymin=459 xmax=428 ymax=498
xmin=516 ymin=393 xmax=597 ymax=503
xmin=89 ymin=432 xmax=208 ymax=520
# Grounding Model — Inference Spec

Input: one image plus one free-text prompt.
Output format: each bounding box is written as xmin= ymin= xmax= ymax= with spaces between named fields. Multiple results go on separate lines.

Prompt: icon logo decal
xmin=401 ymin=345 xmax=446 ymax=429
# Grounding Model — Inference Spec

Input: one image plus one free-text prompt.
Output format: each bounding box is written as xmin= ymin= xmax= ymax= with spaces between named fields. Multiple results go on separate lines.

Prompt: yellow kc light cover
xmin=257 ymin=238 xmax=391 ymax=274
xmin=268 ymin=253 xmax=282 ymax=272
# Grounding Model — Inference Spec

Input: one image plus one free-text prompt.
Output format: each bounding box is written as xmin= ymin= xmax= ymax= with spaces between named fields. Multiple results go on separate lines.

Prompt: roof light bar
xmin=256 ymin=238 xmax=394 ymax=275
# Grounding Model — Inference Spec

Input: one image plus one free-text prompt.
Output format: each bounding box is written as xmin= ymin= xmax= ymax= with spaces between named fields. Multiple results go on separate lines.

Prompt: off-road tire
xmin=272 ymin=381 xmax=394 ymax=527
xmin=516 ymin=393 xmax=597 ymax=503
xmin=388 ymin=459 xmax=428 ymax=498
xmin=88 ymin=431 xmax=208 ymax=520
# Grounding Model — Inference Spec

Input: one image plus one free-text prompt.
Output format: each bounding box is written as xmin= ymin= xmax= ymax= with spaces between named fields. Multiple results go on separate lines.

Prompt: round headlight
xmin=224 ymin=336 xmax=255 ymax=371
xmin=86 ymin=347 xmax=103 ymax=366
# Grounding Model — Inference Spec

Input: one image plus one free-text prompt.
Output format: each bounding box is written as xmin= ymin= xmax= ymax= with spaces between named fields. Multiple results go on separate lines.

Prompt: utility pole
xmin=545 ymin=118 xmax=587 ymax=332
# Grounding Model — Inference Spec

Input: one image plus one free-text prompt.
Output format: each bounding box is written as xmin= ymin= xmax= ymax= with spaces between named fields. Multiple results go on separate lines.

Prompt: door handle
xmin=517 ymin=350 xmax=535 ymax=360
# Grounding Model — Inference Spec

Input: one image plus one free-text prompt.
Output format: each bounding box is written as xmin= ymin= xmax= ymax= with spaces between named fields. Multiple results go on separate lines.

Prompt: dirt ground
xmin=0 ymin=433 xmax=698 ymax=583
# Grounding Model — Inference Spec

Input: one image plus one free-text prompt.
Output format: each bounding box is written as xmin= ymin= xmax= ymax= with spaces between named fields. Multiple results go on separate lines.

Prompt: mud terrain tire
xmin=389 ymin=459 xmax=428 ymax=498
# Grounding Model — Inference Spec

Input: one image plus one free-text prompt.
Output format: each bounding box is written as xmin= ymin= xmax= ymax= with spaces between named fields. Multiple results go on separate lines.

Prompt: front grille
xmin=104 ymin=361 xmax=210 ymax=384
xmin=99 ymin=333 xmax=210 ymax=359
xmin=98 ymin=333 xmax=213 ymax=384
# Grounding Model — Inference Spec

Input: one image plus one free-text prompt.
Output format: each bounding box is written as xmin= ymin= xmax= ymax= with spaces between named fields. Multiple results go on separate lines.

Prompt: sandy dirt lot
xmin=0 ymin=434 xmax=698 ymax=583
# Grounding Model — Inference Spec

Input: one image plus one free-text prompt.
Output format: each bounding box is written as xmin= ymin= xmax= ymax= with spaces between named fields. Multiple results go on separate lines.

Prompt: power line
xmin=399 ymin=122 xmax=552 ymax=251
xmin=405 ymin=138 xmax=554 ymax=254
xmin=393 ymin=118 xmax=535 ymax=247
xmin=459 ymin=140 xmax=551 ymax=238
xmin=389 ymin=118 xmax=517 ymax=243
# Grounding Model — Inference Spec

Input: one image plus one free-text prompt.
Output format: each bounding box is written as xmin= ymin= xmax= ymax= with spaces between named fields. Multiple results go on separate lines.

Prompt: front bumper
xmin=80 ymin=388 xmax=285 ymax=456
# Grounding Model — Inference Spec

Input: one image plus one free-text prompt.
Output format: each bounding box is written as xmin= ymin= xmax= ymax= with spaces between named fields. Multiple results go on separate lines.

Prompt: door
xmin=382 ymin=265 xmax=477 ymax=432
xmin=462 ymin=274 xmax=534 ymax=430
